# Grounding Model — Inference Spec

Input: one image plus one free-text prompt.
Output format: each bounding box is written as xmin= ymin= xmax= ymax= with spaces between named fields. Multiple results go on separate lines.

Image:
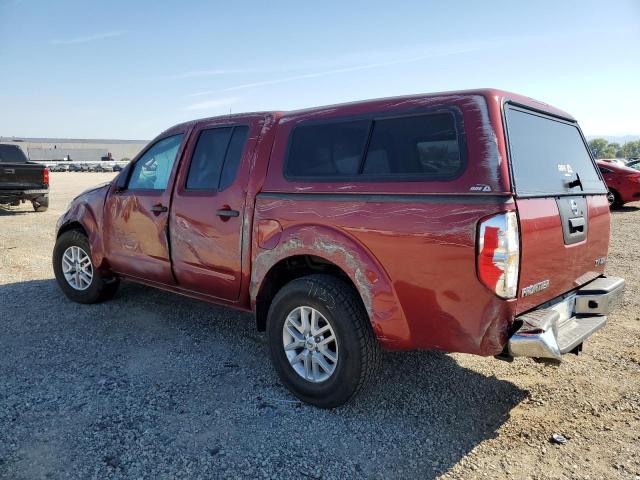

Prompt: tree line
xmin=588 ymin=138 xmax=640 ymax=160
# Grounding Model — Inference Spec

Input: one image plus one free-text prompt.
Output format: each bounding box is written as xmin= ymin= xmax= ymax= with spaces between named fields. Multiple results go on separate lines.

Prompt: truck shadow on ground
xmin=0 ymin=205 xmax=31 ymax=216
xmin=1 ymin=279 xmax=528 ymax=479
xmin=612 ymin=204 xmax=640 ymax=212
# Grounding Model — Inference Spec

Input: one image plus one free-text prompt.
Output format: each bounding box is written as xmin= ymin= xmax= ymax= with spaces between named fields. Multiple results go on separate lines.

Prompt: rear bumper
xmin=507 ymin=276 xmax=625 ymax=362
xmin=0 ymin=189 xmax=49 ymax=203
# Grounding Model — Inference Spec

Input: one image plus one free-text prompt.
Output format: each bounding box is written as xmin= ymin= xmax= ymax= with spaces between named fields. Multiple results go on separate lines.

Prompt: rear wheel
xmin=267 ymin=274 xmax=381 ymax=408
xmin=32 ymin=194 xmax=48 ymax=212
xmin=53 ymin=230 xmax=119 ymax=303
xmin=607 ymin=189 xmax=622 ymax=209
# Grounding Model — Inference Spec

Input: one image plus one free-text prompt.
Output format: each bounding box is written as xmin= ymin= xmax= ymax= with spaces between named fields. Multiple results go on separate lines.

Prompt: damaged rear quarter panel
xmin=251 ymin=194 xmax=516 ymax=354
xmin=253 ymin=90 xmax=522 ymax=355
xmin=250 ymin=218 xmax=405 ymax=346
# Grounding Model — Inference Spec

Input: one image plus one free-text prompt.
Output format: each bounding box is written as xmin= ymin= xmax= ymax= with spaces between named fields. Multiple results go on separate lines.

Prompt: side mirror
xmin=114 ymin=164 xmax=131 ymax=191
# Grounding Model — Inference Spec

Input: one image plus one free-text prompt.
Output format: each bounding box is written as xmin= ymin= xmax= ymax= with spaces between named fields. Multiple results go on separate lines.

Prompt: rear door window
xmin=186 ymin=125 xmax=249 ymax=191
xmin=505 ymin=107 xmax=606 ymax=196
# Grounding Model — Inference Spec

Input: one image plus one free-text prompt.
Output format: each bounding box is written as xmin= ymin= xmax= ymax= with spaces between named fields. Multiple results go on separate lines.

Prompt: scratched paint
xmin=55 ymin=89 xmax=594 ymax=358
xmin=251 ymin=194 xmax=514 ymax=354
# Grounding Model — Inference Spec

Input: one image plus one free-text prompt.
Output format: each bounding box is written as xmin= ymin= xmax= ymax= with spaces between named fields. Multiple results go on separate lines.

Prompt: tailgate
xmin=0 ymin=163 xmax=46 ymax=190
xmin=504 ymin=105 xmax=610 ymax=314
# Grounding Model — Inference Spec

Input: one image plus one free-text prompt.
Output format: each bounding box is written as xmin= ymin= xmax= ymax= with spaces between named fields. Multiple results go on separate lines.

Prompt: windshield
xmin=505 ymin=106 xmax=607 ymax=196
xmin=628 ymin=161 xmax=640 ymax=171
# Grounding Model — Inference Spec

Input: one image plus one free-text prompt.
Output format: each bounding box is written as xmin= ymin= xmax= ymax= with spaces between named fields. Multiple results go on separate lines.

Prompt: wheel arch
xmin=57 ymin=220 xmax=88 ymax=238
xmin=250 ymin=224 xmax=408 ymax=348
xmin=254 ymin=254 xmax=355 ymax=332
xmin=56 ymin=201 xmax=107 ymax=270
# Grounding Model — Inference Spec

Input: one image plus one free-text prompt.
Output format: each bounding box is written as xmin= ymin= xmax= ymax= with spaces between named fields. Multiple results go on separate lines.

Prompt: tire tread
xmin=269 ymin=273 xmax=381 ymax=407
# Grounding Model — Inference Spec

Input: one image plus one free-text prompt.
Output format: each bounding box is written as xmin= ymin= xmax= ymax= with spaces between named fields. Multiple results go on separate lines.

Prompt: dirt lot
xmin=1 ymin=172 xmax=638 ymax=480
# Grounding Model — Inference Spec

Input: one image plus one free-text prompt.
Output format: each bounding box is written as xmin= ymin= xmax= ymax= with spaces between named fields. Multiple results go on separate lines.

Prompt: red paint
xmin=169 ymin=115 xmax=266 ymax=301
xmin=597 ymin=160 xmax=640 ymax=204
xmin=515 ymin=195 xmax=609 ymax=314
xmin=256 ymin=219 xmax=282 ymax=250
xmin=56 ymin=89 xmax=611 ymax=357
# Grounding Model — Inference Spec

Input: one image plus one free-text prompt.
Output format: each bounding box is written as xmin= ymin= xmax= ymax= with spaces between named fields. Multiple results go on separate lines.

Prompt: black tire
xmin=53 ymin=229 xmax=119 ymax=303
xmin=607 ymin=189 xmax=622 ymax=209
xmin=32 ymin=194 xmax=48 ymax=212
xmin=267 ymin=274 xmax=381 ymax=408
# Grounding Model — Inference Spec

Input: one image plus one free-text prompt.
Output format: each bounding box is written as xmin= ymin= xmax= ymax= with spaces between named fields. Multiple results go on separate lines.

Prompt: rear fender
xmin=250 ymin=224 xmax=408 ymax=348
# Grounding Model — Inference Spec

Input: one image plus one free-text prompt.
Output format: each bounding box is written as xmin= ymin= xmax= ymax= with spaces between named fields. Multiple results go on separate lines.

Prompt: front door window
xmin=128 ymin=134 xmax=183 ymax=190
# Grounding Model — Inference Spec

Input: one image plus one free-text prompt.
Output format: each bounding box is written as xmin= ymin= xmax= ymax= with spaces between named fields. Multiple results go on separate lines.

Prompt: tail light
xmin=43 ymin=168 xmax=49 ymax=186
xmin=477 ymin=211 xmax=520 ymax=299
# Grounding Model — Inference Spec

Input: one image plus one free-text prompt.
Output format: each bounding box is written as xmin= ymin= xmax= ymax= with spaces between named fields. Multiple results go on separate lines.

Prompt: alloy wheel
xmin=282 ymin=306 xmax=338 ymax=383
xmin=62 ymin=246 xmax=93 ymax=291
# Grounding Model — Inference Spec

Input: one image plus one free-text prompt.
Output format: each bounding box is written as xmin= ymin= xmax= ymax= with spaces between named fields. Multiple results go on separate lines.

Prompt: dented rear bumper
xmin=506 ymin=276 xmax=625 ymax=362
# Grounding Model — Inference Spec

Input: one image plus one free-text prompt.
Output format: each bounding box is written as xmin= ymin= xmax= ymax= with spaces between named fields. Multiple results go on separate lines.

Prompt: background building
xmin=0 ymin=137 xmax=148 ymax=162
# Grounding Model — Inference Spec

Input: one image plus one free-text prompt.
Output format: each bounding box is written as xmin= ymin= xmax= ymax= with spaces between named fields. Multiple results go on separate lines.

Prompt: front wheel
xmin=53 ymin=230 xmax=119 ymax=303
xmin=267 ymin=274 xmax=381 ymax=408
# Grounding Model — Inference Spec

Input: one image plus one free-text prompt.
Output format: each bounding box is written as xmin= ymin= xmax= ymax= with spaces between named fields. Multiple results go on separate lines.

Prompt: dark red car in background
xmin=597 ymin=160 xmax=640 ymax=207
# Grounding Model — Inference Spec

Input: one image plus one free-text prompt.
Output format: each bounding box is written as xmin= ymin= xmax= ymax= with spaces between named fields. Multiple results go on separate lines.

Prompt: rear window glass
xmin=285 ymin=112 xmax=463 ymax=180
xmin=186 ymin=125 xmax=248 ymax=191
xmin=362 ymin=114 xmax=461 ymax=177
xmin=0 ymin=144 xmax=28 ymax=162
xmin=187 ymin=128 xmax=233 ymax=190
xmin=219 ymin=126 xmax=249 ymax=190
xmin=286 ymin=120 xmax=370 ymax=177
xmin=505 ymin=107 xmax=606 ymax=196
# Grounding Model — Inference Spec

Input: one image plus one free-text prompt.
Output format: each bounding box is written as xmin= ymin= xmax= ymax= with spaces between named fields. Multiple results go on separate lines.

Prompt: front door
xmin=104 ymin=133 xmax=186 ymax=284
xmin=169 ymin=118 xmax=258 ymax=301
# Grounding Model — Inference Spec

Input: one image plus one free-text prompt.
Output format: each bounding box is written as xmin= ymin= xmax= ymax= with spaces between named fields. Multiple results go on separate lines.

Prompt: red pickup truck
xmin=53 ymin=89 xmax=625 ymax=407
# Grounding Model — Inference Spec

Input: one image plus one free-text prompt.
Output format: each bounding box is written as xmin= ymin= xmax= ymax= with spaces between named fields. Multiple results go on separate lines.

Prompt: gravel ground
xmin=0 ymin=172 xmax=638 ymax=480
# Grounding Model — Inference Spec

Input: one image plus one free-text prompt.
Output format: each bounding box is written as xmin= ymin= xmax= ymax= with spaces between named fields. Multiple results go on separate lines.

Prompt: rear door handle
xmin=569 ymin=217 xmax=585 ymax=233
xmin=151 ymin=203 xmax=168 ymax=214
xmin=216 ymin=208 xmax=239 ymax=218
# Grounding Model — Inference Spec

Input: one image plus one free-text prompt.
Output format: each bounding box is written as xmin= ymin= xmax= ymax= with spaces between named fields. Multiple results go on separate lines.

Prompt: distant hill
xmin=586 ymin=135 xmax=640 ymax=144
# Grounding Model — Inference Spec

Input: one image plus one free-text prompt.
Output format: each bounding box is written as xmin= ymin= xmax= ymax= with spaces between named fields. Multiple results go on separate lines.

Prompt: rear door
xmin=169 ymin=116 xmax=259 ymax=301
xmin=504 ymin=105 xmax=610 ymax=314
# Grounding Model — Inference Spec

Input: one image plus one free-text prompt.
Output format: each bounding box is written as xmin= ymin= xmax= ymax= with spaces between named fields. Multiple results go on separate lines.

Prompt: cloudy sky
xmin=1 ymin=0 xmax=638 ymax=139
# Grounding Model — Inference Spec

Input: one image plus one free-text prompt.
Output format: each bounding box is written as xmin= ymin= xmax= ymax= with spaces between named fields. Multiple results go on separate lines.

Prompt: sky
xmin=0 ymin=0 xmax=638 ymax=140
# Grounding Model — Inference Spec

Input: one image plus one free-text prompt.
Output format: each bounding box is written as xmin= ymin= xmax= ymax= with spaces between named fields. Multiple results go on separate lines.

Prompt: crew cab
xmin=0 ymin=144 xmax=49 ymax=212
xmin=597 ymin=159 xmax=640 ymax=207
xmin=53 ymin=89 xmax=625 ymax=407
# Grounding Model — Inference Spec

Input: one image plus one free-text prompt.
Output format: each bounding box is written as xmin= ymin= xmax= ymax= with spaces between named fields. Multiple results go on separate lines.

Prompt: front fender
xmin=250 ymin=223 xmax=409 ymax=349
xmin=56 ymin=186 xmax=109 ymax=270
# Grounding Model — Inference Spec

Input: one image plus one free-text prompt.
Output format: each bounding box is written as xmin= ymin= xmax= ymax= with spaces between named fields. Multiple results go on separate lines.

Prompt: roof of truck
xmin=163 ymin=88 xmax=574 ymax=137
xmin=282 ymin=88 xmax=574 ymax=121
